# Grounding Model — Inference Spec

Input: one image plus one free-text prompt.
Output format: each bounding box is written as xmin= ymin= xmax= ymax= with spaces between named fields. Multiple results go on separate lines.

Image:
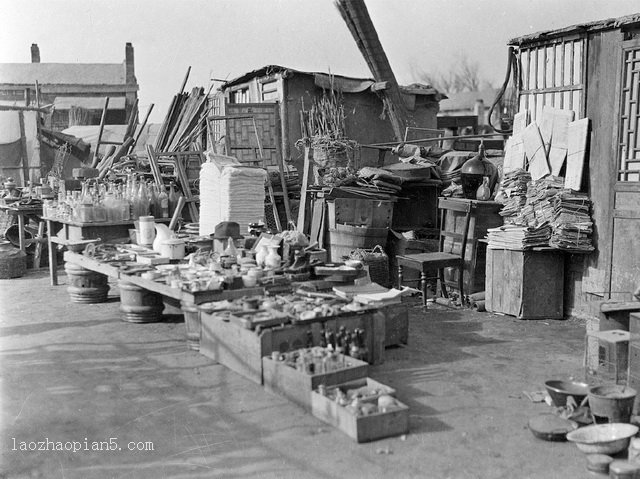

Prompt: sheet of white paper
xmin=549 ymin=109 xmax=576 ymax=176
xmin=565 ymin=118 xmax=589 ymax=191
xmin=539 ymin=106 xmax=555 ymax=155
xmin=523 ymin=123 xmax=550 ymax=180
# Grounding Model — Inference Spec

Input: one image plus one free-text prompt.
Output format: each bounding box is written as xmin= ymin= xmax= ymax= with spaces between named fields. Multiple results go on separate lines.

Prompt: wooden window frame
xmin=616 ymin=37 xmax=640 ymax=183
xmin=516 ymin=34 xmax=588 ymax=122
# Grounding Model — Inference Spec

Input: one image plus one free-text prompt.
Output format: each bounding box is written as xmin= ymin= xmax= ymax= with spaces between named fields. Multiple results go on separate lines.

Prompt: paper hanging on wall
xmin=509 ymin=110 xmax=530 ymax=172
xmin=564 ymin=118 xmax=590 ymax=191
xmin=523 ymin=123 xmax=550 ymax=180
xmin=548 ymin=109 xmax=576 ymax=176
xmin=539 ymin=106 xmax=556 ymax=156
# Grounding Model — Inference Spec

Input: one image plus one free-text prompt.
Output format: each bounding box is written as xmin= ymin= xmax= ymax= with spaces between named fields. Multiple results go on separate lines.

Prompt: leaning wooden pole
xmin=335 ymin=0 xmax=410 ymax=142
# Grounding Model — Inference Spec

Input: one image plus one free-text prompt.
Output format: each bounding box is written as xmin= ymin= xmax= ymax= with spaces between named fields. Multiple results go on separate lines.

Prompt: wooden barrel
xmin=118 ymin=281 xmax=164 ymax=323
xmin=64 ymin=262 xmax=109 ymax=303
xmin=181 ymin=301 xmax=200 ymax=350
xmin=327 ymin=224 xmax=389 ymax=262
xmin=0 ymin=243 xmax=27 ymax=279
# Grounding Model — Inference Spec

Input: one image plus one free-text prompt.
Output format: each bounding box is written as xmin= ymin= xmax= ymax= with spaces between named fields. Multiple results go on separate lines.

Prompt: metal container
xmin=64 ymin=262 xmax=109 ymax=303
xmin=589 ymin=385 xmax=637 ymax=423
xmin=118 ymin=281 xmax=164 ymax=323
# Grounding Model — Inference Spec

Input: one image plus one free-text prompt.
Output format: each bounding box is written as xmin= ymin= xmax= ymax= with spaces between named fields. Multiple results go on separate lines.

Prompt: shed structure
xmin=210 ymin=65 xmax=443 ymax=172
xmin=508 ymin=13 xmax=640 ymax=317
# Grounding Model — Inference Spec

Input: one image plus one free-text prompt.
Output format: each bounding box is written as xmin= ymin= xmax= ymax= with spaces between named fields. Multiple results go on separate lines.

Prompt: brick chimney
xmin=125 ymin=42 xmax=135 ymax=84
xmin=31 ymin=44 xmax=40 ymax=63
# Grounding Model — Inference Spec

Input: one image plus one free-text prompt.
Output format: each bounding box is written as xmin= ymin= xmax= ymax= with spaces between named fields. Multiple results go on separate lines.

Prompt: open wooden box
xmin=311 ymin=377 xmax=409 ymax=443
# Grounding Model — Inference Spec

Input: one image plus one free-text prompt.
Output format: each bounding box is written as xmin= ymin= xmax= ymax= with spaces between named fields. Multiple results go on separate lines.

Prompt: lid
xmin=528 ymin=413 xmax=578 ymax=441
xmin=161 ymin=238 xmax=185 ymax=245
xmin=139 ymin=216 xmax=154 ymax=222
xmin=609 ymin=460 xmax=640 ymax=474
xmin=586 ymin=454 xmax=613 ymax=473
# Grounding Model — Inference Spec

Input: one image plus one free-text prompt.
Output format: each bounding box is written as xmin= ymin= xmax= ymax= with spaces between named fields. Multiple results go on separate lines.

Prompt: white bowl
xmin=566 ymin=423 xmax=639 ymax=454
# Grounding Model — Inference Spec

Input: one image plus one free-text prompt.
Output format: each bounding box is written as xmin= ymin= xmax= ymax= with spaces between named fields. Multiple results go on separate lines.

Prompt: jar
xmin=255 ymin=244 xmax=269 ymax=267
xmin=160 ymin=238 xmax=186 ymax=259
xmin=138 ymin=216 xmax=156 ymax=246
xmin=264 ymin=245 xmax=281 ymax=269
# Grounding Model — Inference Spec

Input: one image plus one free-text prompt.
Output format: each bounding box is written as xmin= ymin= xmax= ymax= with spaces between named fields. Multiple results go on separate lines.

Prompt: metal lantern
xmin=460 ymin=142 xmax=493 ymax=199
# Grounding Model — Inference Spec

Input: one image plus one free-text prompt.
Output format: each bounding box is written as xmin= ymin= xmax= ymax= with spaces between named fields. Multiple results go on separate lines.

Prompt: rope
xmin=489 ymin=47 xmax=520 ymax=134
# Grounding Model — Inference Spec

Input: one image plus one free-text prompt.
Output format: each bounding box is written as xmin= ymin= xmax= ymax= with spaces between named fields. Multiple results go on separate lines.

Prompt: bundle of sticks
xmin=155 ymin=68 xmax=212 ymax=152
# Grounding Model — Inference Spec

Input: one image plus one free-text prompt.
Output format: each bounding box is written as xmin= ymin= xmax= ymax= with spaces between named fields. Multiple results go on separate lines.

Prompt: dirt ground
xmin=0 ymin=269 xmax=597 ymax=478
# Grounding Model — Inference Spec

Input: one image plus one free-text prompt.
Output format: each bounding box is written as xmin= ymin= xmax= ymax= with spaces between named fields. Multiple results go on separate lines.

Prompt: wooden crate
xmin=485 ymin=248 xmax=564 ymax=319
xmin=262 ymin=353 xmax=369 ymax=410
xmin=200 ymin=309 xmax=384 ymax=385
xmin=327 ymin=198 xmax=394 ymax=229
xmin=311 ymin=378 xmax=409 ymax=443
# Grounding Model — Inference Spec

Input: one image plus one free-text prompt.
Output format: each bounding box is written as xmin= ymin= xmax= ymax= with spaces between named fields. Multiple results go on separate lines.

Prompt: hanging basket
xmin=349 ymin=245 xmax=390 ymax=287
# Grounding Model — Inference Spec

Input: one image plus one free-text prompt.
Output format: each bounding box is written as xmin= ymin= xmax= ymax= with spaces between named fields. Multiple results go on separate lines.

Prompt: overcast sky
xmin=2 ymin=0 xmax=638 ymax=122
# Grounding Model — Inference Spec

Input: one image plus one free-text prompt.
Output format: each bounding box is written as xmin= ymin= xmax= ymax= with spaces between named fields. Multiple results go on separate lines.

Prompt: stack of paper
xmin=549 ymin=192 xmax=594 ymax=252
xmin=521 ymin=176 xmax=565 ymax=226
xmin=498 ymin=169 xmax=531 ymax=224
xmin=487 ymin=224 xmax=552 ymax=250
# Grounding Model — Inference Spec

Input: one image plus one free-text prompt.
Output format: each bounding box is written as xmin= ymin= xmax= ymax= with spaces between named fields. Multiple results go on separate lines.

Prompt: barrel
xmin=181 ymin=301 xmax=200 ymax=350
xmin=0 ymin=242 xmax=27 ymax=279
xmin=327 ymin=223 xmax=389 ymax=262
xmin=64 ymin=262 xmax=109 ymax=303
xmin=118 ymin=281 xmax=164 ymax=323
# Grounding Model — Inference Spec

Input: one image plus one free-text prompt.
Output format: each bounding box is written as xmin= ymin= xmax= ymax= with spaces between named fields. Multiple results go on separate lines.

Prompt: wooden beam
xmin=18 ymin=111 xmax=29 ymax=186
xmin=91 ymin=97 xmax=110 ymax=167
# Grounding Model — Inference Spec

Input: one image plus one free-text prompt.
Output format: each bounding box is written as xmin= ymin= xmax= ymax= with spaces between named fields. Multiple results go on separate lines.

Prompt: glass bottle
xmin=148 ymin=182 xmax=158 ymax=217
xmin=168 ymin=182 xmax=178 ymax=216
xmin=158 ymin=185 xmax=169 ymax=218
xmin=136 ymin=180 xmax=149 ymax=218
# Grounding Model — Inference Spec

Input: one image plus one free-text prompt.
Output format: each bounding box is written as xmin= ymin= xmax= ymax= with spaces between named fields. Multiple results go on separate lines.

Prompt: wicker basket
xmin=0 ymin=244 xmax=27 ymax=279
xmin=349 ymin=245 xmax=390 ymax=287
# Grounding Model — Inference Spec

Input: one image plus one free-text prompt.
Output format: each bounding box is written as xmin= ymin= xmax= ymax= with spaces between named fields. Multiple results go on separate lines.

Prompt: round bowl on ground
xmin=528 ymin=413 xmax=578 ymax=441
xmin=566 ymin=423 xmax=639 ymax=455
xmin=544 ymin=379 xmax=590 ymax=407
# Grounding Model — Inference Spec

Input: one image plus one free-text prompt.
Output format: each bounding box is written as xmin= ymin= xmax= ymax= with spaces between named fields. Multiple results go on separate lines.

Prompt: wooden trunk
xmin=485 ymin=248 xmax=564 ymax=319
xmin=64 ymin=262 xmax=110 ymax=303
xmin=311 ymin=378 xmax=409 ymax=443
xmin=262 ymin=354 xmax=369 ymax=410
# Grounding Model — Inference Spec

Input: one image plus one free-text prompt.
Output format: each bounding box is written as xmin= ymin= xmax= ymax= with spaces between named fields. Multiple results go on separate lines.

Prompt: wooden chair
xmin=396 ymin=199 xmax=473 ymax=307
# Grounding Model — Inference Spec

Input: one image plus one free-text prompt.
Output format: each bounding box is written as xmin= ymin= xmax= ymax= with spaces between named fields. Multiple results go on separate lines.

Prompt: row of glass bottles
xmin=47 ymin=176 xmax=182 ymax=223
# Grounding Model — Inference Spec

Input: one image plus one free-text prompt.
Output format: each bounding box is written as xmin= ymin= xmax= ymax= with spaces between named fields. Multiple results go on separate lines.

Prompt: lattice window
xmin=517 ymin=36 xmax=586 ymax=122
xmin=617 ymin=42 xmax=640 ymax=182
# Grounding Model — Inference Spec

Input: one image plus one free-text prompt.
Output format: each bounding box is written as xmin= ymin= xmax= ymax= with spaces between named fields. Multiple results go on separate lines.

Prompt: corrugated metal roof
xmin=0 ymin=63 xmax=126 ymax=85
xmin=222 ymin=64 xmax=442 ymax=97
xmin=509 ymin=13 xmax=640 ymax=45
xmin=439 ymin=89 xmax=499 ymax=112
xmin=53 ymin=96 xmax=126 ymax=110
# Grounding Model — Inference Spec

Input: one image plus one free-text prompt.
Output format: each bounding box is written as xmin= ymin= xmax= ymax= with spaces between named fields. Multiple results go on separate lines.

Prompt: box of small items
xmin=310 ymin=377 xmax=409 ymax=443
xmin=262 ymin=345 xmax=369 ymax=410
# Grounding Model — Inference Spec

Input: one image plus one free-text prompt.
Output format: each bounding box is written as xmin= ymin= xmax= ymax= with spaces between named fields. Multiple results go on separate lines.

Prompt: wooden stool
xmin=397 ymin=253 xmax=465 ymax=307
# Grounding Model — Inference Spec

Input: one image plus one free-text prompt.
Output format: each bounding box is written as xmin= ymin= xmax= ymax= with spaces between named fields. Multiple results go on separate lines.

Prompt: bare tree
xmin=411 ymin=53 xmax=489 ymax=94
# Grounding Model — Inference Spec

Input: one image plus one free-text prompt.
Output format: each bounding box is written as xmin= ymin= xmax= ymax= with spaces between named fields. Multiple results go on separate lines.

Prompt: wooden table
xmin=44 ymin=217 xmax=169 ymax=286
xmin=0 ymin=203 xmax=43 ymax=252
xmin=62 ymin=251 xmax=264 ymax=304
xmin=0 ymin=203 xmax=45 ymax=268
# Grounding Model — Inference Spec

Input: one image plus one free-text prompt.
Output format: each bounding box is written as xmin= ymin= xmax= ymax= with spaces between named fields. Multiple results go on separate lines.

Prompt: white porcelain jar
xmin=160 ymin=238 xmax=186 ymax=260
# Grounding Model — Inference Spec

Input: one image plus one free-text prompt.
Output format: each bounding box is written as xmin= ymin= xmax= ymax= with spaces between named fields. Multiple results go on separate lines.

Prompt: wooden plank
xmin=91 ymin=97 xmax=110 ymax=167
xmin=32 ymin=221 xmax=44 ymax=269
xmin=18 ymin=111 xmax=29 ymax=186
xmin=565 ymin=118 xmax=589 ymax=191
xmin=63 ymin=251 xmax=122 ymax=279
xmin=297 ymin=145 xmax=313 ymax=233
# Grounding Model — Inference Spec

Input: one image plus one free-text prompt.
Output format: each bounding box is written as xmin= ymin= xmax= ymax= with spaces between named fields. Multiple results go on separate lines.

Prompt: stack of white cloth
xmin=199 ymin=152 xmax=267 ymax=236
